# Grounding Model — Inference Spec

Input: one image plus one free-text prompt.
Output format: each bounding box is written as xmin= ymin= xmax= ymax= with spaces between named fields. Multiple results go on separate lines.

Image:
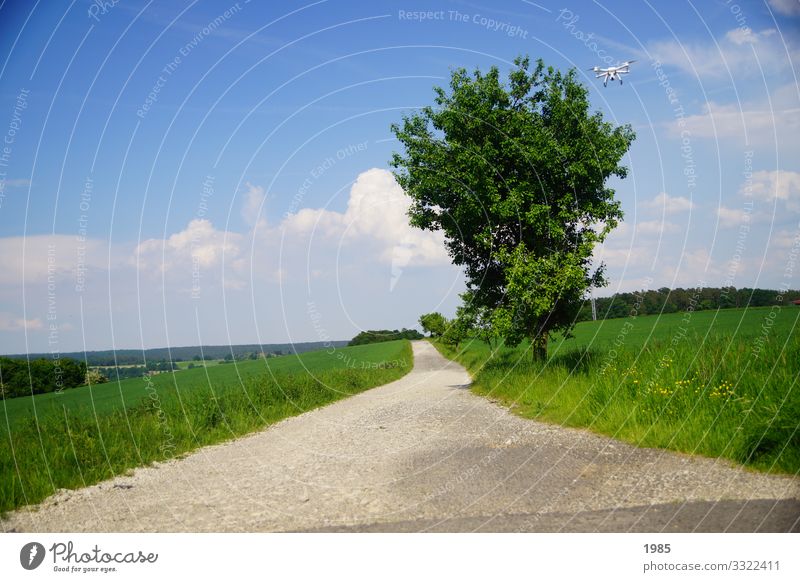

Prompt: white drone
xmin=590 ymin=61 xmax=635 ymax=87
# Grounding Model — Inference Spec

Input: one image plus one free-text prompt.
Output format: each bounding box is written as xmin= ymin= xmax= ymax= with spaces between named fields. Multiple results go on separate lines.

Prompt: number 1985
xmin=644 ymin=543 xmax=671 ymax=554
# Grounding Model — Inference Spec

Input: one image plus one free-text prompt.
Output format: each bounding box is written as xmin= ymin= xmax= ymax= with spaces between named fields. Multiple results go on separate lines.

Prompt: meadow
xmin=0 ymin=340 xmax=412 ymax=514
xmin=436 ymin=306 xmax=800 ymax=475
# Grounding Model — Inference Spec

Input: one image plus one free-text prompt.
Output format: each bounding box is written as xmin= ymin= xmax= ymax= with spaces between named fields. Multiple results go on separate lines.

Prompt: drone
xmin=590 ymin=61 xmax=635 ymax=87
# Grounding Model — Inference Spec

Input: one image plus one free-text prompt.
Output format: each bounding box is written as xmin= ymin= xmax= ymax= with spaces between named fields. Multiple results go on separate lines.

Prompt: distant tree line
xmin=221 ymin=351 xmax=267 ymax=362
xmin=95 ymin=366 xmax=148 ymax=381
xmin=2 ymin=341 xmax=349 ymax=366
xmin=420 ymin=286 xmax=800 ymax=349
xmin=348 ymin=329 xmax=423 ymax=346
xmin=576 ymin=287 xmax=800 ymax=322
xmin=0 ymin=357 xmax=86 ymax=400
xmin=94 ymin=360 xmax=178 ymax=380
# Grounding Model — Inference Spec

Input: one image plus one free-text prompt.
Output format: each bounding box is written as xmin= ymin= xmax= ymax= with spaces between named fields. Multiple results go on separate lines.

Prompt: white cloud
xmin=769 ymin=228 xmax=800 ymax=249
xmin=668 ymin=101 xmax=800 ymax=143
xmin=134 ymin=218 xmax=243 ymax=273
xmin=0 ymin=171 xmax=461 ymax=352
xmin=3 ymin=169 xmax=447 ymax=300
xmin=281 ymin=168 xmax=449 ymax=267
xmin=593 ymin=245 xmax=650 ymax=269
xmin=635 ymin=220 xmax=681 ymax=235
xmin=626 ymin=248 xmax=722 ymax=290
xmin=0 ymin=312 xmax=43 ymax=332
xmin=593 ymin=221 xmax=649 ymax=270
xmin=129 ymin=169 xmax=449 ymax=294
xmin=649 ymin=27 xmax=796 ymax=79
xmin=745 ymin=170 xmax=800 ymax=210
xmin=725 ymin=28 xmax=756 ymax=45
xmin=241 ymin=182 xmax=266 ymax=228
xmin=717 ymin=206 xmax=751 ymax=227
xmin=715 ymin=170 xmax=799 ymax=227
xmin=281 ymin=207 xmax=344 ymax=238
xmin=0 ymin=235 xmax=109 ymax=285
xmin=644 ymin=192 xmax=695 ymax=214
xmin=769 ymin=0 xmax=800 ymax=16
xmin=725 ymin=27 xmax=776 ymax=45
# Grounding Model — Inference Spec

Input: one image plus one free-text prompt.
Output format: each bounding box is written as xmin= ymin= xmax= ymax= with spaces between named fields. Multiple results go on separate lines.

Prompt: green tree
xmin=84 ymin=369 xmax=109 ymax=386
xmin=60 ymin=358 xmax=87 ymax=388
xmin=391 ymin=56 xmax=635 ymax=358
xmin=348 ymin=329 xmax=423 ymax=346
xmin=462 ymin=291 xmax=501 ymax=349
xmin=418 ymin=312 xmax=447 ymax=337
xmin=440 ymin=308 xmax=473 ymax=348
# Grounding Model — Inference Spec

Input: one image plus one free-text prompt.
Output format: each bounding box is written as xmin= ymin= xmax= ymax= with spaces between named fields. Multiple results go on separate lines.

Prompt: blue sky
xmin=0 ymin=0 xmax=798 ymax=353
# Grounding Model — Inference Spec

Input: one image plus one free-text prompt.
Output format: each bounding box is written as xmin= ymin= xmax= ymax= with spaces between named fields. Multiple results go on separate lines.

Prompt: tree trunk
xmin=531 ymin=330 xmax=548 ymax=361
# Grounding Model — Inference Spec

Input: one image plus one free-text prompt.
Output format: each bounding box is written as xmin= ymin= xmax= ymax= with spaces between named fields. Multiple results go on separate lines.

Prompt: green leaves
xmin=419 ymin=312 xmax=447 ymax=337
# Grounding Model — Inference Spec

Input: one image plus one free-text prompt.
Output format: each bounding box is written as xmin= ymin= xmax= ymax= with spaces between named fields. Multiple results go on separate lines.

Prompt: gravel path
xmin=3 ymin=341 xmax=798 ymax=532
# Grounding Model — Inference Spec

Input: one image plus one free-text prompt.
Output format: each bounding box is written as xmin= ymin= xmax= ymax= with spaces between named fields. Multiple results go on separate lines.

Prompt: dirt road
xmin=4 ymin=341 xmax=798 ymax=532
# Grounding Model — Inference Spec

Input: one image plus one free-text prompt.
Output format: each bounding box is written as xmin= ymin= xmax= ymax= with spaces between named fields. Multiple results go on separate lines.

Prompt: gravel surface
xmin=3 ymin=341 xmax=798 ymax=532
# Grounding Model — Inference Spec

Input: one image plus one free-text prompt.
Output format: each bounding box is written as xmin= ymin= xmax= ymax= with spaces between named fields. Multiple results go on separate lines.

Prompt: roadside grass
xmin=0 ymin=340 xmax=412 ymax=514
xmin=435 ymin=307 xmax=800 ymax=475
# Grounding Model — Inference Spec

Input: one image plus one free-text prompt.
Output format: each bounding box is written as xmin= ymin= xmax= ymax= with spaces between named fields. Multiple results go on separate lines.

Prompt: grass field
xmin=2 ymin=342 xmax=408 ymax=426
xmin=436 ymin=306 xmax=800 ymax=474
xmin=0 ymin=340 xmax=412 ymax=514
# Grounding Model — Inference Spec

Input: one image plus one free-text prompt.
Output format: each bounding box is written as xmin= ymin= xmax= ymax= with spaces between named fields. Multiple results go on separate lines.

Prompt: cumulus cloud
xmin=745 ymin=170 xmax=800 ymax=210
xmin=714 ymin=170 xmax=799 ymax=227
xmin=134 ymin=218 xmax=243 ymax=273
xmin=281 ymin=168 xmax=449 ymax=267
xmin=645 ymin=192 xmax=695 ymax=214
xmin=0 ymin=312 xmax=43 ymax=332
xmin=241 ymin=182 xmax=266 ymax=228
xmin=129 ymin=169 xmax=449 ymax=294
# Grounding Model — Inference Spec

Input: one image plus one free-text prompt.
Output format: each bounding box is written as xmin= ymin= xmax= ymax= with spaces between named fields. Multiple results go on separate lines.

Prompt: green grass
xmin=549 ymin=305 xmax=799 ymax=352
xmin=2 ymin=342 xmax=409 ymax=426
xmin=435 ymin=306 xmax=800 ymax=474
xmin=0 ymin=340 xmax=412 ymax=514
